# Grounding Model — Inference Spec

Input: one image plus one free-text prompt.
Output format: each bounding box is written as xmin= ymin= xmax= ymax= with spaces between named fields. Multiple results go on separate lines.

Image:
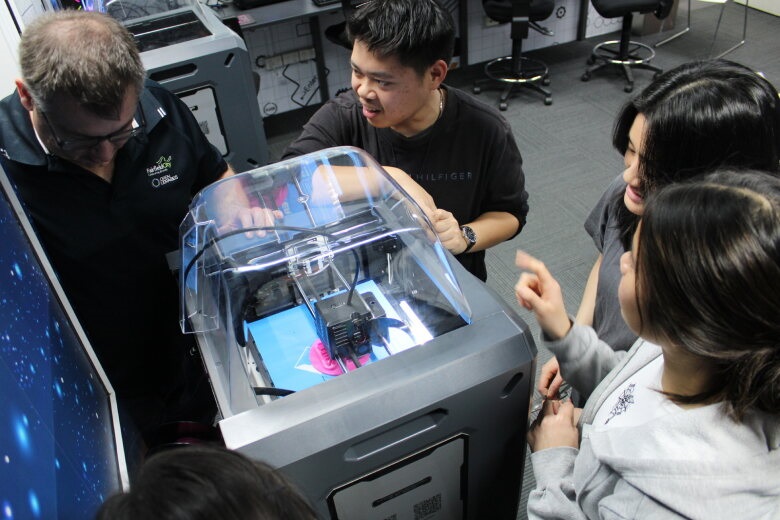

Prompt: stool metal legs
xmin=655 ymin=0 xmax=691 ymax=47
xmin=654 ymin=0 xmax=749 ymax=59
xmin=474 ymin=36 xmax=553 ymax=109
xmin=710 ymin=0 xmax=748 ymax=58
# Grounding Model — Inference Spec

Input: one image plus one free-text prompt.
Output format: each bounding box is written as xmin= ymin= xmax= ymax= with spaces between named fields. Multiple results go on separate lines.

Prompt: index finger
xmin=515 ymin=250 xmax=557 ymax=287
xmin=537 ymin=364 xmax=557 ymax=396
xmin=547 ymin=373 xmax=564 ymax=400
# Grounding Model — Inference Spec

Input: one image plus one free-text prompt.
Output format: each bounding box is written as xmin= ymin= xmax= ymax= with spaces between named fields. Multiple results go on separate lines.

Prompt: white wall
xmin=0 ymin=2 xmax=21 ymax=91
xmin=0 ymin=0 xmax=52 ymax=93
xmin=736 ymin=0 xmax=780 ymax=16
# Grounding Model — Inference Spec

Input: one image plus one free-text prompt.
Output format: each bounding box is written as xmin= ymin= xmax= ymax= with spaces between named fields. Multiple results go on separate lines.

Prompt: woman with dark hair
xmin=516 ymin=169 xmax=780 ymax=518
xmin=539 ymin=59 xmax=780 ymax=399
xmin=95 ymin=445 xmax=318 ymax=520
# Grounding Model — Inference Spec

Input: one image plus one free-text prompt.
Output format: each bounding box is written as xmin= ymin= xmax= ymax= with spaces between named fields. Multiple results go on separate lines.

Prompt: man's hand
xmin=213 ymin=169 xmax=283 ymax=238
xmin=218 ymin=205 xmax=283 ymax=238
xmin=527 ymin=399 xmax=581 ymax=452
xmin=432 ymin=209 xmax=468 ymax=254
xmin=383 ymin=166 xmax=436 ymax=220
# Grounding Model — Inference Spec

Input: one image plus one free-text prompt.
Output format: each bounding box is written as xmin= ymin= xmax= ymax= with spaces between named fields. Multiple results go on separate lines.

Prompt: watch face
xmin=461 ymin=225 xmax=476 ymax=243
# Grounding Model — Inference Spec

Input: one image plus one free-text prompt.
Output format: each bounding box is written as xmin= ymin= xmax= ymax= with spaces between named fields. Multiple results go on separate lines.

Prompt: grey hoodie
xmin=527 ymin=326 xmax=780 ymax=519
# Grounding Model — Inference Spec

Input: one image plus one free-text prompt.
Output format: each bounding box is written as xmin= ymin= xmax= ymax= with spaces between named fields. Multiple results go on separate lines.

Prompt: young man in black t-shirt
xmin=283 ymin=0 xmax=528 ymax=281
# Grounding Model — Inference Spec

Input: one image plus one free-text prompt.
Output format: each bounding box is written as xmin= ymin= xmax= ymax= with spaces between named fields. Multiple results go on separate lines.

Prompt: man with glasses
xmin=37 ymin=105 xmax=146 ymax=165
xmin=0 ymin=10 xmax=248 ymax=468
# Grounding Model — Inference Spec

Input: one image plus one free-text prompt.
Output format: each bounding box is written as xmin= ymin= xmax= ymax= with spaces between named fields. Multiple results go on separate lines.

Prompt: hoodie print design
xmin=604 ymin=383 xmax=636 ymax=424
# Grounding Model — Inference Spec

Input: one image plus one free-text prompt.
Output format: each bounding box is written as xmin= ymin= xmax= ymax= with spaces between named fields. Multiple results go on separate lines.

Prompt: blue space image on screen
xmin=0 ymin=194 xmax=121 ymax=519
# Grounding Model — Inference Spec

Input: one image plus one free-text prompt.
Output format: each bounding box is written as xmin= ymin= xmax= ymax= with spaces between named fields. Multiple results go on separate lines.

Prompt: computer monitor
xmin=0 ymin=167 xmax=128 ymax=519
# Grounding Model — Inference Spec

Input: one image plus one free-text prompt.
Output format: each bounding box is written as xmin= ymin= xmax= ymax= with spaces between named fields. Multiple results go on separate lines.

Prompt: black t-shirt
xmin=282 ymin=86 xmax=528 ymax=281
xmin=0 ymin=80 xmax=227 ymax=401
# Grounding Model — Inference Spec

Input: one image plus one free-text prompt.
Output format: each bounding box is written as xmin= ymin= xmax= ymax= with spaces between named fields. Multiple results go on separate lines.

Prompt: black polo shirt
xmin=0 ymin=80 xmax=227 ymax=403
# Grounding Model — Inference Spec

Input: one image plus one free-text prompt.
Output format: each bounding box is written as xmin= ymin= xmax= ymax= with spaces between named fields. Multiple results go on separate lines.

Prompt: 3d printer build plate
xmin=245 ymin=280 xmax=420 ymax=392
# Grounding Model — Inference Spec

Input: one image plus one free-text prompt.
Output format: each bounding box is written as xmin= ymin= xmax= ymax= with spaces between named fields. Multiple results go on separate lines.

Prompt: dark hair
xmin=19 ymin=11 xmax=145 ymax=117
xmin=635 ymin=169 xmax=780 ymax=421
xmin=612 ymin=59 xmax=780 ymax=247
xmin=346 ymin=0 xmax=455 ymax=76
xmin=95 ymin=445 xmax=318 ymax=520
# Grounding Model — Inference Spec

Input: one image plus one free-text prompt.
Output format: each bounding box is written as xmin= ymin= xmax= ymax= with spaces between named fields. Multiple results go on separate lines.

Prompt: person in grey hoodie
xmin=514 ymin=169 xmax=780 ymax=519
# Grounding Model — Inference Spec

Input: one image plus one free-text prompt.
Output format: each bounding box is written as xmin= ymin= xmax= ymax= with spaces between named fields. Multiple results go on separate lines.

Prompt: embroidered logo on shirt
xmin=146 ymin=155 xmax=179 ymax=188
xmin=604 ymin=383 xmax=636 ymax=424
xmin=147 ymin=155 xmax=173 ymax=176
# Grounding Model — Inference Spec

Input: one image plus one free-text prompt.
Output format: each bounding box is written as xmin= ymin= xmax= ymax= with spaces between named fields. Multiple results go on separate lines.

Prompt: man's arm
xmin=466 ymin=211 xmax=521 ymax=252
xmin=433 ymin=210 xmax=520 ymax=255
xmin=382 ymin=166 xmax=436 ymax=219
xmin=212 ymin=164 xmax=280 ymax=236
xmin=428 ymin=114 xmax=526 ymax=256
xmin=219 ymin=165 xmax=236 ymax=179
xmin=310 ymin=165 xmax=437 ymax=220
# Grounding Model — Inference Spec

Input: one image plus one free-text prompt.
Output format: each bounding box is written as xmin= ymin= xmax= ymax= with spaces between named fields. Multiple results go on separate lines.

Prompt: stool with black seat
xmin=581 ymin=0 xmax=673 ymax=93
xmin=473 ymin=0 xmax=555 ymax=109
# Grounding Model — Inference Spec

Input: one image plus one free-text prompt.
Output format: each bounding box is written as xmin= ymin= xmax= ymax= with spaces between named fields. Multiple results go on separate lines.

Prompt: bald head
xmin=19 ymin=11 xmax=145 ymax=116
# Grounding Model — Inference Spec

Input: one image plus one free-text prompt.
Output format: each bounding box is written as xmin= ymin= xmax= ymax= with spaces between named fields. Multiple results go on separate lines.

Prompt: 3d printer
xmin=180 ymin=147 xmax=537 ymax=519
xmin=110 ymin=0 xmax=269 ymax=172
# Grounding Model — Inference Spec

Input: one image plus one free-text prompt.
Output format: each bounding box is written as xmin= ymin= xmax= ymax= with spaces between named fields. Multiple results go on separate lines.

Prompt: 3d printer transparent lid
xmin=180 ymin=147 xmax=471 ymax=391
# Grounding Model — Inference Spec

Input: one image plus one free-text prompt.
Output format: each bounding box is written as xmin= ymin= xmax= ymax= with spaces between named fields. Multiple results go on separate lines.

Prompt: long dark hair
xmin=636 ymin=170 xmax=780 ymax=421
xmin=612 ymin=59 xmax=780 ymax=248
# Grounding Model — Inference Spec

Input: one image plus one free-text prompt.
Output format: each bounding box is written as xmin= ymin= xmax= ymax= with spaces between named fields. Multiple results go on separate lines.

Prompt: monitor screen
xmin=0 ymin=171 xmax=127 ymax=520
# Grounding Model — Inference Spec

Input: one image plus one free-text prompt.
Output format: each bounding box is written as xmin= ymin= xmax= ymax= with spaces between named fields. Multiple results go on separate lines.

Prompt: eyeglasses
xmin=39 ymin=106 xmax=146 ymax=151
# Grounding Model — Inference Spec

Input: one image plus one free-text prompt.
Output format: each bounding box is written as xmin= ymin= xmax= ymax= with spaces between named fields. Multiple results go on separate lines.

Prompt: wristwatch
xmin=460 ymin=225 xmax=477 ymax=253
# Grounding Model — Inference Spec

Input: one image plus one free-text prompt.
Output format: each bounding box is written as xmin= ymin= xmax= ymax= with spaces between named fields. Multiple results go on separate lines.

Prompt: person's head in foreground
xmin=96 ymin=445 xmax=318 ymax=520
